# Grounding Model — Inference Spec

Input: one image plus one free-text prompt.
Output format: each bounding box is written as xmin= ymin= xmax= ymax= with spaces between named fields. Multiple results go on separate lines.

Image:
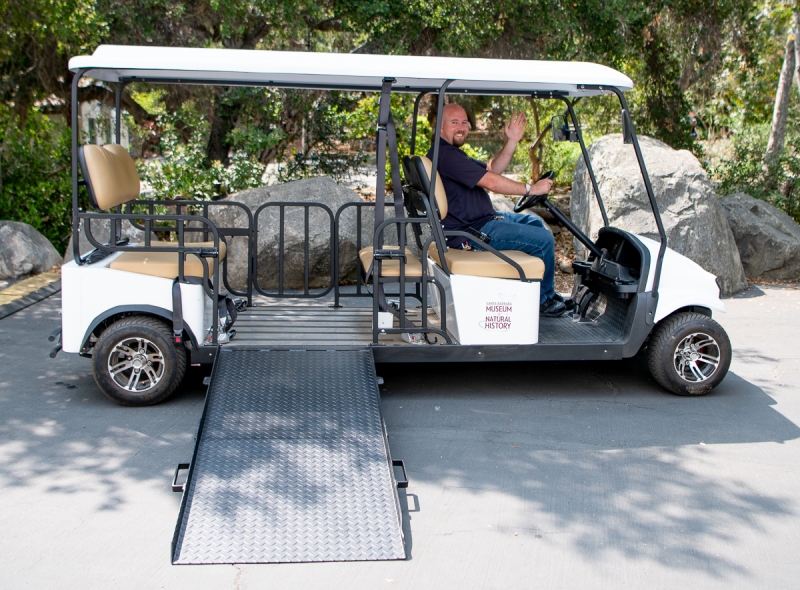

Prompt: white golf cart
xmin=56 ymin=45 xmax=731 ymax=407
xmin=54 ymin=45 xmax=734 ymax=565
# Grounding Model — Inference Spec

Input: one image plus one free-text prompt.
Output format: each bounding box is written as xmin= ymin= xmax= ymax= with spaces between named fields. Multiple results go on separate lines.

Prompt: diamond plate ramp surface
xmin=172 ymin=349 xmax=405 ymax=564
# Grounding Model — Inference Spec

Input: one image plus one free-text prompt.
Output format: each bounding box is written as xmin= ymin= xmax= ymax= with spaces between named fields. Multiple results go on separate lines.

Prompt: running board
xmin=171 ymin=349 xmax=406 ymax=564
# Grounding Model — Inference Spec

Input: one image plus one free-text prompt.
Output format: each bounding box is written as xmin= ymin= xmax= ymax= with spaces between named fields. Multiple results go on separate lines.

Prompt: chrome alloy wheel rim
xmin=107 ymin=337 xmax=165 ymax=392
xmin=673 ymin=332 xmax=721 ymax=383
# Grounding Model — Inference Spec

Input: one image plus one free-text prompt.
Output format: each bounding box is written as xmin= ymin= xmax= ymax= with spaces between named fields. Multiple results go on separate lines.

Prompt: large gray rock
xmin=212 ymin=177 xmax=383 ymax=291
xmin=490 ymin=194 xmax=516 ymax=213
xmin=720 ymin=192 xmax=800 ymax=280
xmin=571 ymin=134 xmax=747 ymax=295
xmin=63 ymin=219 xmax=144 ymax=263
xmin=0 ymin=221 xmax=62 ymax=278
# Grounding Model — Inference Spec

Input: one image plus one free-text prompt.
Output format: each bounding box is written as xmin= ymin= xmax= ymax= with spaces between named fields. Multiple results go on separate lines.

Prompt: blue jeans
xmin=467 ymin=212 xmax=555 ymax=303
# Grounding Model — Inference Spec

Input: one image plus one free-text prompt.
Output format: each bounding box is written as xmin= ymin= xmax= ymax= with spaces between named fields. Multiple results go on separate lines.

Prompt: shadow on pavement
xmin=0 ymin=296 xmax=209 ymax=511
xmin=1 ymin=295 xmax=797 ymax=578
xmin=376 ymin=359 xmax=800 ymax=576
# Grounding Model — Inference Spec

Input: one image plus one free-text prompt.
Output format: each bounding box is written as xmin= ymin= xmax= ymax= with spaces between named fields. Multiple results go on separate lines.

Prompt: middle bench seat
xmin=359 ymin=244 xmax=545 ymax=281
xmin=428 ymin=247 xmax=545 ymax=280
xmin=358 ymin=245 xmax=422 ymax=277
xmin=109 ymin=240 xmax=227 ymax=279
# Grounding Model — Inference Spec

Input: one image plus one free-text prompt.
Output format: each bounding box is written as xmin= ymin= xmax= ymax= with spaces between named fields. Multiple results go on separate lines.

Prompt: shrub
xmin=713 ymin=124 xmax=800 ymax=222
xmin=138 ymin=104 xmax=268 ymax=201
xmin=0 ymin=108 xmax=73 ymax=254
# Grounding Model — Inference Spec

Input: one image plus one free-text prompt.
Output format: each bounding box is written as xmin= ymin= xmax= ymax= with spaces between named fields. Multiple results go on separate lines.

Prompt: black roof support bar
xmin=581 ymin=84 xmax=668 ymax=301
xmin=428 ymin=79 xmax=454 ymax=230
xmin=554 ymin=95 xmax=609 ymax=227
xmin=410 ymin=91 xmax=429 ymax=155
xmin=71 ymin=69 xmax=86 ymax=266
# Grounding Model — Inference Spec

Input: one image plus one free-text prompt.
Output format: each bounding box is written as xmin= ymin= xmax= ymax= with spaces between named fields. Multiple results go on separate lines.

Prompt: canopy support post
xmin=410 ymin=91 xmax=429 ymax=155
xmin=555 ymin=96 xmax=609 ymax=227
xmin=428 ymin=80 xmax=454 ymax=229
xmin=72 ymin=69 xmax=87 ymax=265
xmin=373 ymin=78 xmax=395 ymax=320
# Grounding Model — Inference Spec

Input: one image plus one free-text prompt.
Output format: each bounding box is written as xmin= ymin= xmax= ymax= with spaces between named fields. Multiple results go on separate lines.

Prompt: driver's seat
xmin=404 ymin=156 xmax=545 ymax=280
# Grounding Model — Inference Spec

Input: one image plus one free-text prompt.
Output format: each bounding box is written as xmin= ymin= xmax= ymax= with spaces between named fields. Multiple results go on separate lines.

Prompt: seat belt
xmin=171 ymin=276 xmax=238 ymax=346
xmin=386 ymin=113 xmax=405 ymax=248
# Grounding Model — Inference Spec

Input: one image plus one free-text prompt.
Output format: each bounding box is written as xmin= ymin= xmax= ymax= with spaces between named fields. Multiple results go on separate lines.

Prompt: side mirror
xmin=551 ymin=115 xmax=568 ymax=142
xmin=551 ymin=115 xmax=580 ymax=142
xmin=622 ymin=110 xmax=634 ymax=144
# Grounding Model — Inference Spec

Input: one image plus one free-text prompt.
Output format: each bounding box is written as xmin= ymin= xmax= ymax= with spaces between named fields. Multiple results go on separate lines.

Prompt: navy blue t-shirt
xmin=426 ymin=139 xmax=495 ymax=248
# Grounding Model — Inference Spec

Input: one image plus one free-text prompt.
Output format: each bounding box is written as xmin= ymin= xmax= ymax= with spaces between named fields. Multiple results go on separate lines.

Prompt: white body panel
xmin=635 ymin=234 xmax=726 ymax=323
xmin=68 ymin=45 xmax=632 ymax=96
xmin=61 ymin=253 xmax=208 ymax=353
xmin=429 ymin=261 xmax=540 ymax=345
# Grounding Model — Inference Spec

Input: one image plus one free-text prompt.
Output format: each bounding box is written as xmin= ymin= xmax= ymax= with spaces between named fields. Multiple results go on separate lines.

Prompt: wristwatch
xmin=524 ymin=183 xmax=531 ymax=195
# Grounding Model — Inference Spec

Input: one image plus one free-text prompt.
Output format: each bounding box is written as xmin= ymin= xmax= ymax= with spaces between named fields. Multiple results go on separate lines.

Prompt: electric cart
xmin=51 ymin=45 xmax=732 ymax=564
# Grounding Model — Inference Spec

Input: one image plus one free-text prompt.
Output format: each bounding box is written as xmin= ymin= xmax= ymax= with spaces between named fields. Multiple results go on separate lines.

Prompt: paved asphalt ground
xmin=2 ymin=286 xmax=800 ymax=589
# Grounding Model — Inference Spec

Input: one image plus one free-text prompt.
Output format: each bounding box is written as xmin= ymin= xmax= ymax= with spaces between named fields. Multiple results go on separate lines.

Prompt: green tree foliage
xmin=0 ymin=0 xmax=795 ymax=252
xmin=0 ymin=107 xmax=73 ymax=253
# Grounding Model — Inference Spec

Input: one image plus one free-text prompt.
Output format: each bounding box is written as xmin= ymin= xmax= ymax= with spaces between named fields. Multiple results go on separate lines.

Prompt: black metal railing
xmin=123 ymin=199 xmax=254 ymax=304
xmin=332 ymin=201 xmax=402 ymax=306
xmin=253 ymin=201 xmax=335 ymax=298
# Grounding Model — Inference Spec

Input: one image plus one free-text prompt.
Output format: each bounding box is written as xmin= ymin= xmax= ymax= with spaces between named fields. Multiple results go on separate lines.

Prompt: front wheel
xmin=646 ymin=312 xmax=731 ymax=396
xmin=92 ymin=315 xmax=187 ymax=406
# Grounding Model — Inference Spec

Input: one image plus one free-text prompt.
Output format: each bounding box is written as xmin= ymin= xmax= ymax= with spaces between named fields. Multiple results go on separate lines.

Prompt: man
xmin=426 ymin=102 xmax=572 ymax=317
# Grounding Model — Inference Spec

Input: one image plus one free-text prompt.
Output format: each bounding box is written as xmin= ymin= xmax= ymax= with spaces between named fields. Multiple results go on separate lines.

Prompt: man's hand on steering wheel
xmin=514 ymin=170 xmax=554 ymax=213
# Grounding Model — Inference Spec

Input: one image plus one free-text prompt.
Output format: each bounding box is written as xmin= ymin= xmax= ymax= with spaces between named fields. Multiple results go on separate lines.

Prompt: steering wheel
xmin=514 ymin=170 xmax=554 ymax=213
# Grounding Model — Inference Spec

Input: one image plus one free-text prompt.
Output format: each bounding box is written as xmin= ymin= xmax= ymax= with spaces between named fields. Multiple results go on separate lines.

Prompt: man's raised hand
xmin=504 ymin=111 xmax=527 ymax=144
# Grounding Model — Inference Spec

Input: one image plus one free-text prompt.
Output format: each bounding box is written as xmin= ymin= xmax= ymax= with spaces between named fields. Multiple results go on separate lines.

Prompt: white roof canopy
xmin=69 ymin=45 xmax=633 ymax=96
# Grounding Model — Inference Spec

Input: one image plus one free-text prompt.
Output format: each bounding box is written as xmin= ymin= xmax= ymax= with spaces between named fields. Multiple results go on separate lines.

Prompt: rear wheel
xmin=646 ymin=312 xmax=731 ymax=396
xmin=92 ymin=315 xmax=186 ymax=406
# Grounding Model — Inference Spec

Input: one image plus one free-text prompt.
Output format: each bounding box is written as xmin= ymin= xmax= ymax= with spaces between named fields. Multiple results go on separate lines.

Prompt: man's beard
xmin=451 ymin=133 xmax=467 ymax=147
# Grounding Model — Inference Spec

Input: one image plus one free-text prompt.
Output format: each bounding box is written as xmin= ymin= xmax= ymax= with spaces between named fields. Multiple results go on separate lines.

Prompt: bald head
xmin=440 ymin=103 xmax=470 ymax=147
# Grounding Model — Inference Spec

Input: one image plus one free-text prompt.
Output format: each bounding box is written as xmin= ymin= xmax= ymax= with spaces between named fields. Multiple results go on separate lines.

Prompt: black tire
xmin=646 ymin=312 xmax=731 ymax=396
xmin=92 ymin=315 xmax=187 ymax=406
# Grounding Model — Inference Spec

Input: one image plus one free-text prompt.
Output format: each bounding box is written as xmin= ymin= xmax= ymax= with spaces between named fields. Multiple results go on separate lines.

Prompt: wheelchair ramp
xmin=172 ymin=349 xmax=405 ymax=564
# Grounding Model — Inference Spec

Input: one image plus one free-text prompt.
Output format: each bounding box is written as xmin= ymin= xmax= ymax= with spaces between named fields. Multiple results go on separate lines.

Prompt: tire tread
xmin=92 ymin=315 xmax=187 ymax=406
xmin=646 ymin=312 xmax=731 ymax=396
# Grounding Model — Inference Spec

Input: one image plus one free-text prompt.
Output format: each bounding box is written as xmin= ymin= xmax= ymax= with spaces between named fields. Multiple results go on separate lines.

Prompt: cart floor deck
xmin=172 ymin=348 xmax=405 ymax=564
xmin=225 ymin=296 xmax=627 ymax=350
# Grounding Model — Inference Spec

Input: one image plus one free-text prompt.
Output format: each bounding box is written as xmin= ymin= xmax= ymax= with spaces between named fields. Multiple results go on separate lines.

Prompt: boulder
xmin=571 ymin=134 xmax=747 ymax=295
xmin=212 ymin=177 xmax=382 ymax=291
xmin=63 ymin=218 xmax=144 ymax=263
xmin=490 ymin=194 xmax=516 ymax=213
xmin=720 ymin=192 xmax=800 ymax=280
xmin=0 ymin=221 xmax=62 ymax=279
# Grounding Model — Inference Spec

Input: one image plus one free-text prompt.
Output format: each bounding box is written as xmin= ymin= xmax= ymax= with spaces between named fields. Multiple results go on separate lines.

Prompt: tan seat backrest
xmin=416 ymin=156 xmax=448 ymax=219
xmin=79 ymin=144 xmax=141 ymax=210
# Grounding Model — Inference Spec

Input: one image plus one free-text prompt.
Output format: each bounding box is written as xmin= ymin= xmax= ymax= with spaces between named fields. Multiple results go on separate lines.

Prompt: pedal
xmin=401 ymin=332 xmax=424 ymax=344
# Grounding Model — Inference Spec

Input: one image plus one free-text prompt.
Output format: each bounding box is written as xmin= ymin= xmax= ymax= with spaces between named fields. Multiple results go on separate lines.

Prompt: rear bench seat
xmin=109 ymin=241 xmax=228 ymax=279
xmin=79 ymin=144 xmax=226 ymax=279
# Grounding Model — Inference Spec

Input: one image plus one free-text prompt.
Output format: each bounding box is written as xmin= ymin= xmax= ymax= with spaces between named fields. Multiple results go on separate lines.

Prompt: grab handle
xmin=172 ymin=463 xmax=190 ymax=492
xmin=392 ymin=460 xmax=408 ymax=489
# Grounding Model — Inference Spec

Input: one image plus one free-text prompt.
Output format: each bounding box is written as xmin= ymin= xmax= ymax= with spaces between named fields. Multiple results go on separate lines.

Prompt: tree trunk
xmin=794 ymin=12 xmax=800 ymax=89
xmin=765 ymin=34 xmax=796 ymax=160
xmin=205 ymin=88 xmax=241 ymax=168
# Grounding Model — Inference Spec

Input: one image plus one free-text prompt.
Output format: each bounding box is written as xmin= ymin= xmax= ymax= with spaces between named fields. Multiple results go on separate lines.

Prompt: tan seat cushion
xmin=81 ymin=144 xmax=141 ymax=210
xmin=109 ymin=241 xmax=227 ymax=279
xmin=359 ymin=246 xmax=422 ymax=277
xmin=429 ymin=247 xmax=545 ymax=280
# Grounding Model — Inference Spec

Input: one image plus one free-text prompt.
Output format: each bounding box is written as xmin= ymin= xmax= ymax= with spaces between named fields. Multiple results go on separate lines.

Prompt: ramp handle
xmin=392 ymin=460 xmax=408 ymax=489
xmin=172 ymin=463 xmax=190 ymax=493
